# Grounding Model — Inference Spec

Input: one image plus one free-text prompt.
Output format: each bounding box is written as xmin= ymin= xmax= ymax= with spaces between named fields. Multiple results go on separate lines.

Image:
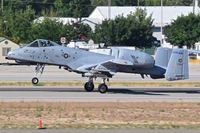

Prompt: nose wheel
xmin=32 ymin=77 xmax=39 ymax=84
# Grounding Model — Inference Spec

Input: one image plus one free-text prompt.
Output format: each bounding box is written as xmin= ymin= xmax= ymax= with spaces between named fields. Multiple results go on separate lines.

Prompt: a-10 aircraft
xmin=6 ymin=39 xmax=189 ymax=93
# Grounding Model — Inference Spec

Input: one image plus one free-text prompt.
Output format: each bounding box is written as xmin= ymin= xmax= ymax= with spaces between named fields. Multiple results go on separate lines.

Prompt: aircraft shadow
xmin=108 ymin=88 xmax=200 ymax=95
xmin=1 ymin=87 xmax=200 ymax=95
xmin=108 ymin=89 xmax=166 ymax=95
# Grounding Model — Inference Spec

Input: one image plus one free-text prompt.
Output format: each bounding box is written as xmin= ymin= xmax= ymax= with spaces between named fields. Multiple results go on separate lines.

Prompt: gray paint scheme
xmin=6 ymin=39 xmax=189 ymax=81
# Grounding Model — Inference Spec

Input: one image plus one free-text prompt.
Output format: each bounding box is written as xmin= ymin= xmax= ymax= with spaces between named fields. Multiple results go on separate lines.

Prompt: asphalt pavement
xmin=0 ymin=87 xmax=200 ymax=102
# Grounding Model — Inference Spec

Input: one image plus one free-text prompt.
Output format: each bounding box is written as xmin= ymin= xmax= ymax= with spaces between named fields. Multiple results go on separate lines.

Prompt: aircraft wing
xmin=75 ymin=59 xmax=133 ymax=78
xmin=93 ymin=59 xmax=133 ymax=71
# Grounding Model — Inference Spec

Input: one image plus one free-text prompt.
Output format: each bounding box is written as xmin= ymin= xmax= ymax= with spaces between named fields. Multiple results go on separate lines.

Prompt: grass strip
xmin=0 ymin=102 xmax=200 ymax=129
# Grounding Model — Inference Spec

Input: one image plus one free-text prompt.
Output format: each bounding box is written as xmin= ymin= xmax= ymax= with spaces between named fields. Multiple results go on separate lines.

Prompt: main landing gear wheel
xmin=84 ymin=82 xmax=94 ymax=92
xmin=98 ymin=83 xmax=108 ymax=94
xmin=32 ymin=77 xmax=39 ymax=84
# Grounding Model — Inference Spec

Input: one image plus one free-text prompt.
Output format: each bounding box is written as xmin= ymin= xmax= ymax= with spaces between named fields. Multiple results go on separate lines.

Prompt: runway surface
xmin=0 ymin=65 xmax=200 ymax=82
xmin=0 ymin=87 xmax=200 ymax=102
xmin=1 ymin=129 xmax=200 ymax=133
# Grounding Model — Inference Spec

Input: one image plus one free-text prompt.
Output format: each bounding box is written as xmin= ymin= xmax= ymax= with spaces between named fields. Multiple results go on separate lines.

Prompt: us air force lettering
xmin=6 ymin=39 xmax=193 ymax=93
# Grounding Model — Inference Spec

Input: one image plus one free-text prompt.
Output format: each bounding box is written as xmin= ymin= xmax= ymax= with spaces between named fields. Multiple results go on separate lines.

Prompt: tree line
xmin=0 ymin=0 xmax=194 ymax=17
xmin=0 ymin=0 xmax=200 ymax=48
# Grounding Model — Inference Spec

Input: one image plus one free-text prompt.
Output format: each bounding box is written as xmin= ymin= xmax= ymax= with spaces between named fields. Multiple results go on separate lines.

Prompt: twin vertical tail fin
xmin=165 ymin=48 xmax=189 ymax=81
xmin=155 ymin=47 xmax=172 ymax=68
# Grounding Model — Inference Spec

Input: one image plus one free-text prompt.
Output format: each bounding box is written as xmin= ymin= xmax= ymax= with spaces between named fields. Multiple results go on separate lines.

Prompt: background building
xmin=0 ymin=37 xmax=19 ymax=64
xmin=89 ymin=6 xmax=200 ymax=42
xmin=35 ymin=5 xmax=200 ymax=44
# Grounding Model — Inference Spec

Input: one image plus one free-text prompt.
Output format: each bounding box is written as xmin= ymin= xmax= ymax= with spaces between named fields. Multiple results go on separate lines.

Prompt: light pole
xmin=1 ymin=0 xmax=3 ymax=13
xmin=3 ymin=20 xmax=7 ymax=37
xmin=108 ymin=0 xmax=111 ymax=19
xmin=193 ymin=0 xmax=195 ymax=14
xmin=160 ymin=0 xmax=163 ymax=45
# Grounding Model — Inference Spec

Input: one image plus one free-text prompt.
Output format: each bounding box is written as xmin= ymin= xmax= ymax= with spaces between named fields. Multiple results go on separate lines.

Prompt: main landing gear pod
xmin=84 ymin=77 xmax=108 ymax=93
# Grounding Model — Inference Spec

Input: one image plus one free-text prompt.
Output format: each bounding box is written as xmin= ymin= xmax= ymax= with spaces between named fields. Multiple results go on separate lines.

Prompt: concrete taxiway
xmin=0 ymin=65 xmax=200 ymax=82
xmin=0 ymin=87 xmax=200 ymax=102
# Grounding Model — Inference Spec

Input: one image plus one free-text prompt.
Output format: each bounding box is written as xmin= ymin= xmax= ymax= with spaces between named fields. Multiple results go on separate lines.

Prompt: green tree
xmin=181 ymin=0 xmax=194 ymax=6
xmin=91 ymin=0 xmax=108 ymax=6
xmin=55 ymin=0 xmax=64 ymax=16
xmin=94 ymin=8 xmax=156 ymax=48
xmin=68 ymin=0 xmax=92 ymax=18
xmin=54 ymin=0 xmax=70 ymax=17
xmin=164 ymin=13 xmax=200 ymax=48
xmin=0 ymin=12 xmax=11 ymax=37
xmin=143 ymin=0 xmax=193 ymax=6
xmin=31 ymin=18 xmax=64 ymax=42
xmin=31 ymin=18 xmax=92 ymax=43
xmin=2 ymin=0 xmax=55 ymax=15
xmin=0 ymin=5 xmax=36 ymax=43
xmin=61 ymin=21 xmax=92 ymax=42
xmin=91 ymin=0 xmax=193 ymax=6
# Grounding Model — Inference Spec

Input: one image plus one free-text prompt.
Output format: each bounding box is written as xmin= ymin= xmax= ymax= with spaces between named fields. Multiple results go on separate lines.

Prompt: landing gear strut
xmin=32 ymin=64 xmax=45 ymax=84
xmin=84 ymin=77 xmax=94 ymax=92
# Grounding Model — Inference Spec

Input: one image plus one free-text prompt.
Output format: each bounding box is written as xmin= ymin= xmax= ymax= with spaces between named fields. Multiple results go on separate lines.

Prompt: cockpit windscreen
xmin=27 ymin=39 xmax=59 ymax=47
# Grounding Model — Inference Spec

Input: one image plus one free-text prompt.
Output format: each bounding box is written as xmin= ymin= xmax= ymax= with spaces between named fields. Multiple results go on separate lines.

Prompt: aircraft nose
xmin=7 ymin=51 xmax=12 ymax=56
xmin=5 ymin=50 xmax=15 ymax=60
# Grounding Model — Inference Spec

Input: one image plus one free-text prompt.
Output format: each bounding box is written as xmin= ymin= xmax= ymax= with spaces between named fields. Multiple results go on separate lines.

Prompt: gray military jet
xmin=6 ymin=39 xmax=189 ymax=93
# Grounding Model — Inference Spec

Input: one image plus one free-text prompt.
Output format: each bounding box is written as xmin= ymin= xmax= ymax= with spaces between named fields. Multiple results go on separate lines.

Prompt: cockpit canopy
xmin=26 ymin=39 xmax=59 ymax=47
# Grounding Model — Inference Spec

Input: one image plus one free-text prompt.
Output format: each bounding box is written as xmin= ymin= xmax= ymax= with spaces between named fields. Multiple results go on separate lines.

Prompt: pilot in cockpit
xmin=47 ymin=40 xmax=50 ymax=46
xmin=41 ymin=41 xmax=47 ymax=47
xmin=27 ymin=39 xmax=58 ymax=47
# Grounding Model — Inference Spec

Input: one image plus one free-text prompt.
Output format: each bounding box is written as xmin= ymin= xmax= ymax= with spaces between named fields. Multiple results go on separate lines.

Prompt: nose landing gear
xmin=31 ymin=64 xmax=45 ymax=84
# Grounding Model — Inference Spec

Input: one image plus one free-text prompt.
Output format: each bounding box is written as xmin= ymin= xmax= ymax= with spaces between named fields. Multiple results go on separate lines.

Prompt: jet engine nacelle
xmin=15 ymin=60 xmax=37 ymax=65
xmin=111 ymin=48 xmax=154 ymax=68
xmin=150 ymin=74 xmax=165 ymax=79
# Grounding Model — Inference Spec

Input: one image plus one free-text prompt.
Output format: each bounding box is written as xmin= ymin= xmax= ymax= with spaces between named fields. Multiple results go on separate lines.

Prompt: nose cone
xmin=6 ymin=50 xmax=16 ymax=60
xmin=7 ymin=51 xmax=12 ymax=57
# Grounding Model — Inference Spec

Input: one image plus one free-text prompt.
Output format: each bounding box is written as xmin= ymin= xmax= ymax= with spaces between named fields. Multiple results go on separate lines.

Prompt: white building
xmin=89 ymin=6 xmax=200 ymax=42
